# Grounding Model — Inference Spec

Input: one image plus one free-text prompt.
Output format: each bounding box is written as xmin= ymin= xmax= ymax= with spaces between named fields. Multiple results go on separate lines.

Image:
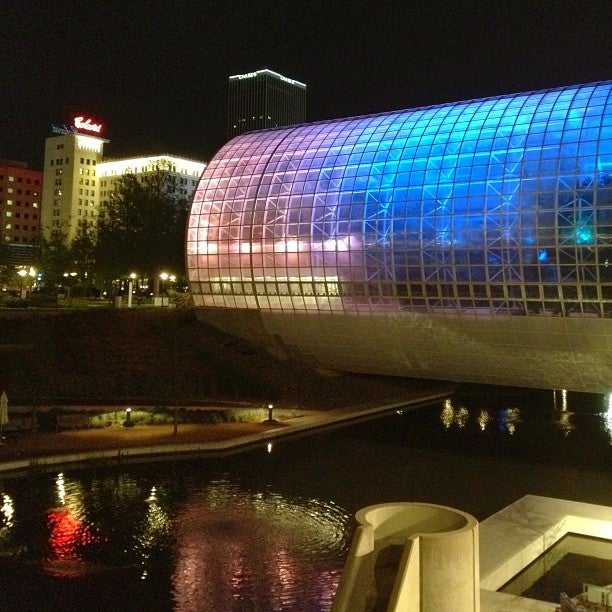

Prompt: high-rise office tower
xmin=41 ymin=117 xmax=108 ymax=242
xmin=228 ymin=69 xmax=306 ymax=138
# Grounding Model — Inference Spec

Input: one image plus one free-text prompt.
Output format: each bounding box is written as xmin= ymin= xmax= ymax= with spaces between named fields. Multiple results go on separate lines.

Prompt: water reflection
xmin=441 ymin=398 xmax=524 ymax=434
xmin=552 ymin=389 xmax=575 ymax=436
xmin=604 ymin=392 xmax=612 ymax=444
xmin=477 ymin=409 xmax=491 ymax=431
xmin=440 ymin=399 xmax=469 ymax=428
xmin=0 ymin=385 xmax=609 ymax=610
xmin=553 ymin=389 xmax=568 ymax=413
xmin=46 ymin=508 xmax=95 ymax=562
xmin=0 ymin=492 xmax=15 ymax=552
xmin=56 ymin=472 xmax=66 ymax=505
xmin=1 ymin=493 xmax=14 ymax=528
xmin=137 ymin=486 xmax=172 ymax=581
xmin=46 ymin=472 xmax=102 ymax=572
xmin=0 ymin=469 xmax=351 ymax=610
xmin=437 ymin=391 xmax=605 ymax=438
xmin=555 ymin=410 xmax=575 ymax=436
xmin=171 ymin=480 xmax=350 ymax=610
xmin=496 ymin=407 xmax=521 ymax=435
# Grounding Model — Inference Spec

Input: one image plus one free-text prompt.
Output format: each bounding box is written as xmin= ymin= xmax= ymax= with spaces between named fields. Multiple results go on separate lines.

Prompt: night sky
xmin=2 ymin=0 xmax=610 ymax=169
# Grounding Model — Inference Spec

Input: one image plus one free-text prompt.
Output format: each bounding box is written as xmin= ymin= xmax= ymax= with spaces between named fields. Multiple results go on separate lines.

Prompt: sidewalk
xmin=0 ymin=388 xmax=452 ymax=474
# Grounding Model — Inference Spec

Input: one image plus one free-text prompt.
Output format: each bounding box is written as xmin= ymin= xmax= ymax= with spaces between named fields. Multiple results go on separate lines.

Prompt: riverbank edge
xmin=0 ymin=389 xmax=452 ymax=475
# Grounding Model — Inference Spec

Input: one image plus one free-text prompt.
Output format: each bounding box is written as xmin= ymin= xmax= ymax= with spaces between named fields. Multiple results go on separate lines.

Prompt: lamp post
xmin=127 ymin=272 xmax=137 ymax=308
xmin=268 ymin=403 xmax=274 ymax=422
xmin=63 ymin=271 xmax=77 ymax=302
xmin=124 ymin=407 xmax=133 ymax=427
xmin=17 ymin=269 xmax=27 ymax=299
xmin=159 ymin=272 xmax=169 ymax=306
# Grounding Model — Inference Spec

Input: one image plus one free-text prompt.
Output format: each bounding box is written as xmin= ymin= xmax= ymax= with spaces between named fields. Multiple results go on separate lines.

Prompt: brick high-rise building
xmin=0 ymin=159 xmax=43 ymax=254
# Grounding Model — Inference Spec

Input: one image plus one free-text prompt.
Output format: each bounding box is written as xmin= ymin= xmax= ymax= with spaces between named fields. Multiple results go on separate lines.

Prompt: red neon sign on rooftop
xmin=73 ymin=116 xmax=103 ymax=134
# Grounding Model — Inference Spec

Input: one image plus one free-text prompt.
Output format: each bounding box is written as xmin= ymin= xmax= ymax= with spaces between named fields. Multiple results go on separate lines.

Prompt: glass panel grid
xmin=188 ymin=81 xmax=612 ymax=318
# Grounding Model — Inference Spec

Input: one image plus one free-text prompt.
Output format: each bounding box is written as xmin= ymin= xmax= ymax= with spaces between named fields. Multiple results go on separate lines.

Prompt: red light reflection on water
xmin=46 ymin=508 xmax=98 ymax=561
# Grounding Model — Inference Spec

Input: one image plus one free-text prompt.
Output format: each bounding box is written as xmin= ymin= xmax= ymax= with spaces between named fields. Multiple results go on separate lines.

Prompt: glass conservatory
xmin=186 ymin=82 xmax=612 ymax=392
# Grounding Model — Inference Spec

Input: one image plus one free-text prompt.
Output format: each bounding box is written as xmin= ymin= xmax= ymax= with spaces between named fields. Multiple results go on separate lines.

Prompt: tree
xmin=69 ymin=223 xmax=98 ymax=287
xmin=0 ymin=242 xmax=15 ymax=288
xmin=38 ymin=228 xmax=71 ymax=287
xmin=95 ymin=161 xmax=189 ymax=288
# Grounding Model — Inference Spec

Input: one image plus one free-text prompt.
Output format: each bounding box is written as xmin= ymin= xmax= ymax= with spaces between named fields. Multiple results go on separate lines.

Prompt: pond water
xmin=0 ymin=385 xmax=610 ymax=611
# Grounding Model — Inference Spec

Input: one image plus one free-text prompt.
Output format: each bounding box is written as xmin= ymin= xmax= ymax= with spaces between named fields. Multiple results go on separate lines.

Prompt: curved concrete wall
xmin=196 ymin=305 xmax=612 ymax=392
xmin=332 ymin=502 xmax=479 ymax=612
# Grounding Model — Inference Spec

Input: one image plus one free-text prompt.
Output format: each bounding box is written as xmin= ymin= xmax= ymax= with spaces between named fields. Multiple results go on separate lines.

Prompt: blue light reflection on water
xmin=0 ymin=386 xmax=609 ymax=611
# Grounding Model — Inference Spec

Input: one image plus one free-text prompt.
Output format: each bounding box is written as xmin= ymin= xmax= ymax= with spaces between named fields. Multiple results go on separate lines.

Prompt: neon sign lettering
xmin=73 ymin=116 xmax=103 ymax=133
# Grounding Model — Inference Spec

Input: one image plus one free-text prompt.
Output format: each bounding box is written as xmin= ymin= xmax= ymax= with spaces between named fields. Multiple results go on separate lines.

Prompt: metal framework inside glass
xmin=187 ymin=82 xmax=612 ymax=318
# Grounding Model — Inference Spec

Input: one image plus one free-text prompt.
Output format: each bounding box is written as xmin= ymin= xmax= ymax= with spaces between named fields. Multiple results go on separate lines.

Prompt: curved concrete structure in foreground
xmin=332 ymin=502 xmax=479 ymax=612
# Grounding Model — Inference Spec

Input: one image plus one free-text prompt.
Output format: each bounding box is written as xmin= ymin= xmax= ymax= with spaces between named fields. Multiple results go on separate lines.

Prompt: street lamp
xmin=63 ymin=271 xmax=77 ymax=302
xmin=128 ymin=272 xmax=137 ymax=308
xmin=124 ymin=407 xmax=133 ymax=427
xmin=17 ymin=269 xmax=27 ymax=298
xmin=268 ymin=403 xmax=274 ymax=422
xmin=159 ymin=272 xmax=169 ymax=306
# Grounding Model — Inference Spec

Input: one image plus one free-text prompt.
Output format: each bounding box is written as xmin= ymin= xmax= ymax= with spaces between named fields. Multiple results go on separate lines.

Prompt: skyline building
xmin=227 ymin=68 xmax=306 ymax=138
xmin=188 ymin=81 xmax=612 ymax=393
xmin=41 ymin=117 xmax=205 ymax=243
xmin=98 ymin=155 xmax=206 ymax=209
xmin=0 ymin=159 xmax=42 ymax=266
xmin=41 ymin=121 xmax=108 ymax=243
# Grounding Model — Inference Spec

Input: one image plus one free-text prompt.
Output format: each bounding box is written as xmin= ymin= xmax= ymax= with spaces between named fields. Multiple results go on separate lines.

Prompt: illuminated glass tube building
xmin=187 ymin=82 xmax=612 ymax=393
